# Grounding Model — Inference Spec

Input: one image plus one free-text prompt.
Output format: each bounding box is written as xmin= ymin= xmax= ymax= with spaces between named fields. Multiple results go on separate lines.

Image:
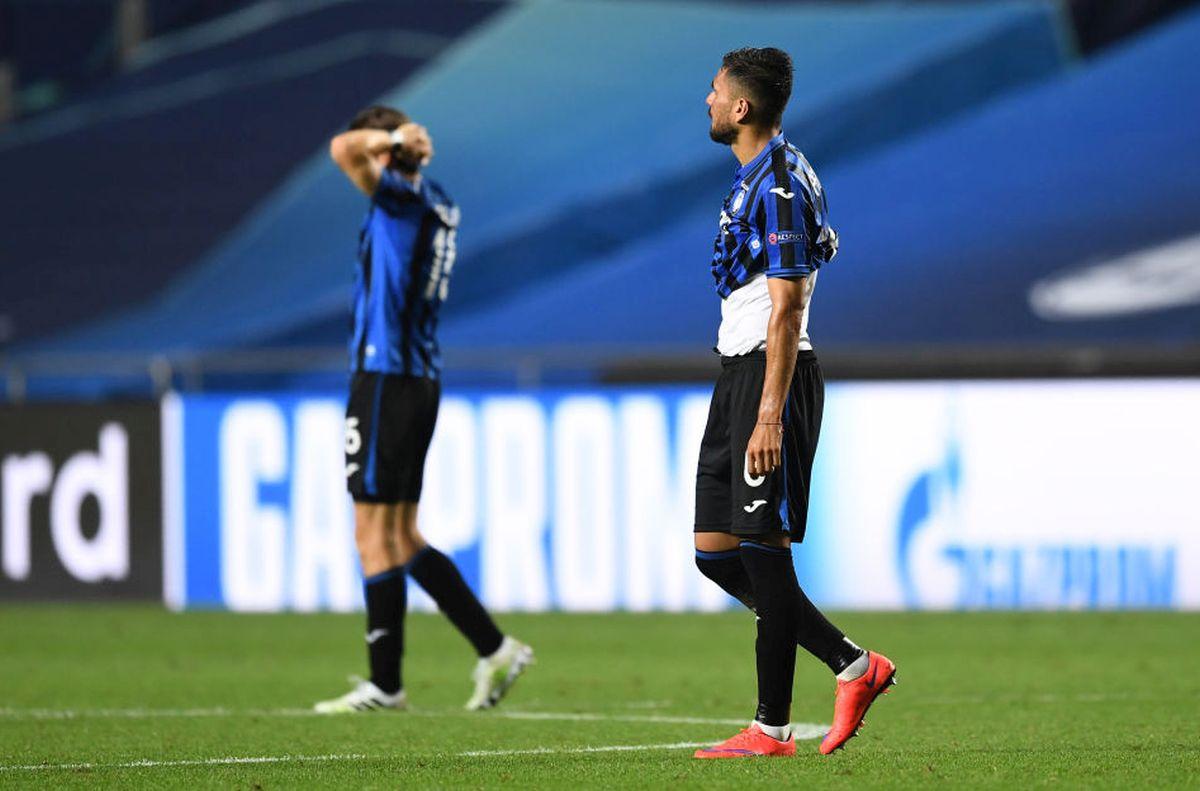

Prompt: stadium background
xmin=2 ymin=1 xmax=1199 ymax=784
xmin=3 ymin=0 xmax=1197 ymax=614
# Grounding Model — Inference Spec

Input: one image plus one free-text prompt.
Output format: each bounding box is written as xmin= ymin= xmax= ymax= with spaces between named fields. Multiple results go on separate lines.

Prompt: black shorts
xmin=694 ymin=350 xmax=824 ymax=541
xmin=345 ymin=372 xmax=440 ymax=503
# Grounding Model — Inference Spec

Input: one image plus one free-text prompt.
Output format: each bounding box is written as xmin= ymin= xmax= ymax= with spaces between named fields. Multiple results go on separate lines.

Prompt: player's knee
xmin=388 ymin=505 xmax=425 ymax=564
xmin=393 ymin=521 xmax=423 ymax=546
xmin=355 ymin=524 xmax=395 ymax=566
xmin=393 ymin=531 xmax=428 ymax=565
xmin=694 ymin=531 xmax=740 ymax=553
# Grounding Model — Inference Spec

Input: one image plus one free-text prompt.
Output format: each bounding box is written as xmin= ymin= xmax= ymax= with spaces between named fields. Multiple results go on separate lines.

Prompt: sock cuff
xmin=364 ymin=565 xmax=406 ymax=586
xmin=754 ymin=720 xmax=792 ymax=740
xmin=738 ymin=540 xmax=791 ymax=556
xmin=695 ymin=548 xmax=741 ymax=561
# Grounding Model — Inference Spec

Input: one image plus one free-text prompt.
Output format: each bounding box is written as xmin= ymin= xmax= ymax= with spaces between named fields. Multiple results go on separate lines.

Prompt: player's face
xmin=390 ymin=151 xmax=422 ymax=175
xmin=707 ymin=69 xmax=739 ymax=145
xmin=381 ymin=139 xmax=422 ymax=176
xmin=385 ymin=122 xmax=430 ymax=175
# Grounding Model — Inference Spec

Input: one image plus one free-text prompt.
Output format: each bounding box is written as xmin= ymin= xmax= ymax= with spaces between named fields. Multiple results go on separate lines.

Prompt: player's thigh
xmin=345 ymin=371 xmax=384 ymax=500
xmin=385 ymin=376 xmax=440 ymax=504
xmin=778 ymin=353 xmax=824 ymax=541
xmin=695 ymin=529 xmax=789 ymax=552
xmin=726 ymin=355 xmax=787 ymax=536
xmin=737 ymin=531 xmax=790 ymax=550
xmin=694 ymin=373 xmax=733 ymax=533
xmin=348 ymin=374 xmax=439 ymax=504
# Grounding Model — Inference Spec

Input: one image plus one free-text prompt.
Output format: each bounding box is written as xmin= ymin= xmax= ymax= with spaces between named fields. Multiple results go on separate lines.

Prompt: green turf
xmin=0 ymin=607 xmax=1197 ymax=788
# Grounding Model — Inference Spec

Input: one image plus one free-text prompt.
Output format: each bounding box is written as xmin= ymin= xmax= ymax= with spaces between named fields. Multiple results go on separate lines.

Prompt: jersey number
xmin=345 ymin=417 xmax=362 ymax=456
xmin=425 ymin=227 xmax=458 ymax=301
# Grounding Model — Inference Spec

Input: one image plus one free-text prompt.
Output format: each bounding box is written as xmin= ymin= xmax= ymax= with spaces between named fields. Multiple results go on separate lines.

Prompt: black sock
xmin=697 ymin=548 xmax=863 ymax=672
xmin=739 ymin=541 xmax=800 ymax=728
xmin=695 ymin=549 xmax=755 ymax=610
xmin=408 ymin=546 xmax=504 ymax=657
xmin=363 ymin=566 xmax=407 ymax=694
xmin=794 ymin=586 xmax=864 ymax=674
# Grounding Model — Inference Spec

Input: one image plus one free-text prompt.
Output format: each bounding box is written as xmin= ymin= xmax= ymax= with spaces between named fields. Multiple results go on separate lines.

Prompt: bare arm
xmin=328 ymin=122 xmax=432 ymax=196
xmin=745 ymin=275 xmax=808 ymax=477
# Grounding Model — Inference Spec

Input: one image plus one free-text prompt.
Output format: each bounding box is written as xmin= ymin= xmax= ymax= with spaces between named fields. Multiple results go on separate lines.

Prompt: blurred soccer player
xmin=690 ymin=49 xmax=896 ymax=758
xmin=315 ymin=106 xmax=532 ymax=713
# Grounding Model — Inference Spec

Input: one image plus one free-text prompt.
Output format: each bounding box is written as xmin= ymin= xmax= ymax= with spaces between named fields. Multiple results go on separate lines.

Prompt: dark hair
xmin=721 ymin=47 xmax=792 ymax=128
xmin=347 ymin=104 xmax=409 ymax=132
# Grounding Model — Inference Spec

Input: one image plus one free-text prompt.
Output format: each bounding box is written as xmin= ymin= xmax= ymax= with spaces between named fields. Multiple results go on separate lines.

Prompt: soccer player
xmin=690 ymin=49 xmax=896 ymax=757
xmin=315 ymin=105 xmax=533 ymax=713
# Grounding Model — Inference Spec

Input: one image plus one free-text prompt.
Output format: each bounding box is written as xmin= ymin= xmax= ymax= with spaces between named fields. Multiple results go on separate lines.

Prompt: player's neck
xmin=731 ymin=127 xmax=781 ymax=167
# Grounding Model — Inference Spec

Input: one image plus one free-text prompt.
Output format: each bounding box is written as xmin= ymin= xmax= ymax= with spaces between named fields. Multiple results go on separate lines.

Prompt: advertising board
xmin=164 ymin=381 xmax=1200 ymax=611
xmin=0 ymin=402 xmax=163 ymax=600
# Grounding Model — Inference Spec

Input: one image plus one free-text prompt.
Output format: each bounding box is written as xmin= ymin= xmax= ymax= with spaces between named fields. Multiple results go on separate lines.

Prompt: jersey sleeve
xmin=758 ymin=171 xmax=812 ymax=279
xmin=372 ymin=168 xmax=420 ymax=214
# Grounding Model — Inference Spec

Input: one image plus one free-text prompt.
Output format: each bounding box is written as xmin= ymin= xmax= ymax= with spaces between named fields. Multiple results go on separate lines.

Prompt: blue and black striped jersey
xmin=710 ymin=133 xmax=838 ymax=298
xmin=350 ymin=168 xmax=459 ymax=378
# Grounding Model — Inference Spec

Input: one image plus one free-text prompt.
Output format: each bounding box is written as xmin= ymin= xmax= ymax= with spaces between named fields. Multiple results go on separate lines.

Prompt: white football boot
xmin=465 ymin=636 xmax=535 ymax=711
xmin=313 ymin=677 xmax=407 ymax=713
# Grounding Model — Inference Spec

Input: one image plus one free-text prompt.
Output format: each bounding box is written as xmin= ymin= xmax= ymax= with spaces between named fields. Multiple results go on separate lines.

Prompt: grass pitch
xmin=0 ymin=607 xmax=1196 ymax=788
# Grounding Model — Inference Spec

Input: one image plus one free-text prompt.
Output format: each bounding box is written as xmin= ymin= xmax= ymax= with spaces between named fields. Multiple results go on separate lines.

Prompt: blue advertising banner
xmin=164 ymin=388 xmax=726 ymax=612
xmin=163 ymin=381 xmax=1200 ymax=612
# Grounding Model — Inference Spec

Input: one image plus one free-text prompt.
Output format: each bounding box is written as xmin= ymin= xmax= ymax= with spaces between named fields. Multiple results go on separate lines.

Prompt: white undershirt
xmin=716 ymin=271 xmax=817 ymax=356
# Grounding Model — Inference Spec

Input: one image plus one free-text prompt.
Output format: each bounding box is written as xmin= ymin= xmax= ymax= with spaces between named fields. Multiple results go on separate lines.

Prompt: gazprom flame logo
xmin=895 ymin=437 xmax=1175 ymax=610
xmin=896 ymin=441 xmax=961 ymax=609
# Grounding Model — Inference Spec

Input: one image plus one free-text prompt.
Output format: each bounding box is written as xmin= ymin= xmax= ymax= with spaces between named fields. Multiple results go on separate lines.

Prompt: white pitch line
xmin=0 ymin=743 xmax=726 ymax=772
xmin=0 ymin=707 xmax=778 ymax=728
xmin=490 ymin=711 xmax=747 ymax=726
xmin=460 ymin=742 xmax=710 ymax=758
xmin=0 ymin=719 xmax=833 ymax=771
xmin=0 ymin=753 xmax=368 ymax=773
xmin=0 ymin=707 xmax=315 ymax=720
xmin=493 ymin=712 xmax=828 ymax=740
xmin=0 ymin=705 xmax=828 ymax=742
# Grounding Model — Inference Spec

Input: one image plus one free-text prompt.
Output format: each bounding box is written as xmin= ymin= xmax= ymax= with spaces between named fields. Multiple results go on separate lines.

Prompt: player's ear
xmin=733 ymin=96 xmax=751 ymax=125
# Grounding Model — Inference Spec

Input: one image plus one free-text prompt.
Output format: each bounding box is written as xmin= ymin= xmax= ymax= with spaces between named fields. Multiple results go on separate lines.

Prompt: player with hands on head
xmin=315 ymin=105 xmax=533 ymax=715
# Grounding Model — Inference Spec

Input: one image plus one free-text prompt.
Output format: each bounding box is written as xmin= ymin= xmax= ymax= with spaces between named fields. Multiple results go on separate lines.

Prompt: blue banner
xmin=166 ymin=387 xmax=733 ymax=612
xmin=164 ymin=381 xmax=1200 ymax=611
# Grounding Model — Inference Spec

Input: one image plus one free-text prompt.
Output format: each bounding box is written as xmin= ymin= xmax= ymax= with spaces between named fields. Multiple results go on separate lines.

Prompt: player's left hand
xmin=745 ymin=422 xmax=783 ymax=476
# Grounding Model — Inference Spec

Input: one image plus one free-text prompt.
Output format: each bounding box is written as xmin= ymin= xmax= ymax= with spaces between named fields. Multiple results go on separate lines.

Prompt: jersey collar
xmin=735 ymin=133 xmax=787 ymax=180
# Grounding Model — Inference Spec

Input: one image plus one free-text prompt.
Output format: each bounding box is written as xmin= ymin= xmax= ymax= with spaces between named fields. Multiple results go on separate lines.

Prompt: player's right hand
xmin=745 ymin=422 xmax=783 ymax=477
xmin=396 ymin=122 xmax=434 ymax=166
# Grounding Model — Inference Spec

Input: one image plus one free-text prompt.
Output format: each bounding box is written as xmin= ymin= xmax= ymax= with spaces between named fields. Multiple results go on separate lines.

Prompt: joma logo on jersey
xmin=768 ymin=231 xmax=803 ymax=245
